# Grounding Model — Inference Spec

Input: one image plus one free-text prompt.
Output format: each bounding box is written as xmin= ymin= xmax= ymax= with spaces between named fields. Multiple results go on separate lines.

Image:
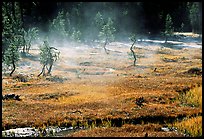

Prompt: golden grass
xmin=179 ymin=85 xmax=202 ymax=109
xmin=186 ymin=85 xmax=202 ymax=108
xmin=173 ymin=116 xmax=202 ymax=137
xmin=170 ymin=85 xmax=202 ymax=137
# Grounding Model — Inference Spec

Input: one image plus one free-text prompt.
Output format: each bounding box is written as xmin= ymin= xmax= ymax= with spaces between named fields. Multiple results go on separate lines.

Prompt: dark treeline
xmin=19 ymin=2 xmax=202 ymax=35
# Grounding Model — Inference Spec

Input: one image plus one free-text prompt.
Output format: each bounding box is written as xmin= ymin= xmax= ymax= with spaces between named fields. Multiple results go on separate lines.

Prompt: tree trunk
xmin=10 ymin=59 xmax=16 ymax=76
xmin=38 ymin=65 xmax=46 ymax=77
xmin=103 ymin=38 xmax=109 ymax=54
xmin=26 ymin=42 xmax=31 ymax=53
xmin=130 ymin=39 xmax=137 ymax=66
xmin=165 ymin=35 xmax=168 ymax=43
xmin=47 ymin=63 xmax=53 ymax=75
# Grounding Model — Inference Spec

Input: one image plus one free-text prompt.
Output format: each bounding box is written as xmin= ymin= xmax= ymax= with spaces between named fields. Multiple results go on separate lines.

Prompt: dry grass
xmin=2 ymin=42 xmax=202 ymax=137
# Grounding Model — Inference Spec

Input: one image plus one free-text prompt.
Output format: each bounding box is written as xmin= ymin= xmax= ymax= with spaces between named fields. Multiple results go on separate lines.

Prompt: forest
xmin=2 ymin=2 xmax=202 ymax=137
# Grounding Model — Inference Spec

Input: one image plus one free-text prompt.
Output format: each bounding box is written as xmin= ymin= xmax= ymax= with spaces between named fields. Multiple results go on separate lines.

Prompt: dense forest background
xmin=2 ymin=2 xmax=202 ymax=74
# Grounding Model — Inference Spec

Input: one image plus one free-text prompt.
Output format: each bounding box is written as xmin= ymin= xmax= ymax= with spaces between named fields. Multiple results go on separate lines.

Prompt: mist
xmin=2 ymin=2 xmax=202 ymax=78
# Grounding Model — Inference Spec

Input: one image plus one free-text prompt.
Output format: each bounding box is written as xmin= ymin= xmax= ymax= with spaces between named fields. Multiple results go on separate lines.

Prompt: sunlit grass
xmin=173 ymin=116 xmax=202 ymax=137
xmin=186 ymin=85 xmax=202 ymax=108
xmin=179 ymin=85 xmax=202 ymax=109
xmin=172 ymin=85 xmax=202 ymax=137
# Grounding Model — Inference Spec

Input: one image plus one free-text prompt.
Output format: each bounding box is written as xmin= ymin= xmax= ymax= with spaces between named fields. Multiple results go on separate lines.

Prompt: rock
xmin=79 ymin=62 xmax=92 ymax=66
xmin=2 ymin=94 xmax=21 ymax=101
xmin=3 ymin=94 xmax=15 ymax=100
xmin=186 ymin=67 xmax=202 ymax=75
xmin=161 ymin=127 xmax=170 ymax=132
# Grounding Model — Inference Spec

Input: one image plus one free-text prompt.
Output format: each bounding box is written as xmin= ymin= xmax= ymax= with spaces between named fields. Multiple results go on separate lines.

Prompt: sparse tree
xmin=38 ymin=41 xmax=60 ymax=77
xmin=164 ymin=14 xmax=174 ymax=43
xmin=99 ymin=18 xmax=116 ymax=54
xmin=129 ymin=34 xmax=137 ymax=66
xmin=95 ymin=12 xmax=116 ymax=54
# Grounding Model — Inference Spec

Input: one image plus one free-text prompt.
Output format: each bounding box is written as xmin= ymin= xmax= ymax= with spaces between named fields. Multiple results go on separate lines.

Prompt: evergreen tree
xmin=164 ymin=14 xmax=174 ymax=43
xmin=2 ymin=2 xmax=25 ymax=76
xmin=188 ymin=2 xmax=201 ymax=33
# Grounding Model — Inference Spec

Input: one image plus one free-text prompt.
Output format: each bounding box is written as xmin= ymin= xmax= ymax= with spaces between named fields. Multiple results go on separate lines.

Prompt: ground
xmin=2 ymin=33 xmax=202 ymax=137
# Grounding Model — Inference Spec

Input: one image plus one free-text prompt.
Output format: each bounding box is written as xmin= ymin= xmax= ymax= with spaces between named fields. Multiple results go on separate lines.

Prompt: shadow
xmin=162 ymin=43 xmax=187 ymax=50
xmin=20 ymin=52 xmax=39 ymax=61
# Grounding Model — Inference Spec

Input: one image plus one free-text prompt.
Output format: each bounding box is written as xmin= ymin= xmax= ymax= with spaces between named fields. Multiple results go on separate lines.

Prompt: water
xmin=2 ymin=126 xmax=80 ymax=137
